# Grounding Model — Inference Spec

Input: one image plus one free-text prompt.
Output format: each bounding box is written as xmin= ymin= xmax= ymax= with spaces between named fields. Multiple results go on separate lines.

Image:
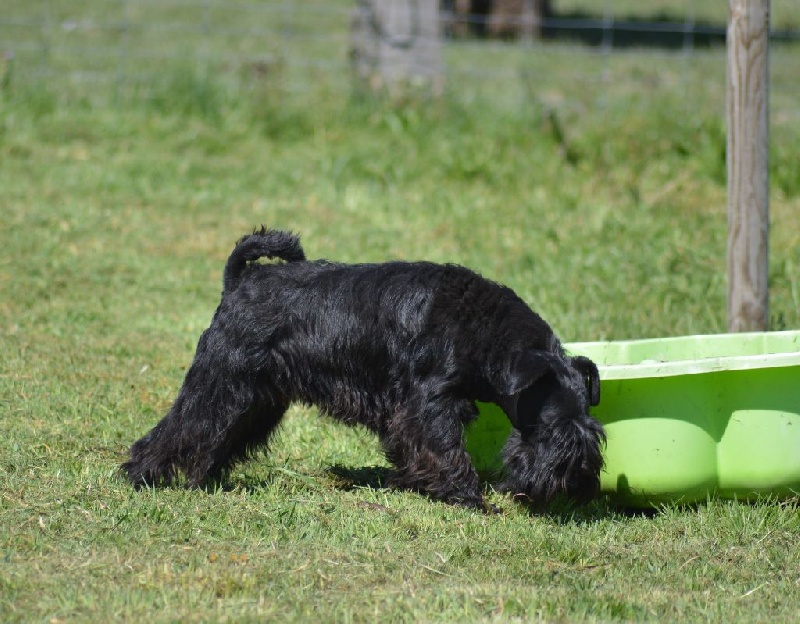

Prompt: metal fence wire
xmin=1 ymin=0 xmax=799 ymax=118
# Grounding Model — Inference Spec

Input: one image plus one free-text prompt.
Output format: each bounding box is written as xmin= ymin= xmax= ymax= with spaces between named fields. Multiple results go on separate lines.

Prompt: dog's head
xmin=493 ymin=350 xmax=605 ymax=505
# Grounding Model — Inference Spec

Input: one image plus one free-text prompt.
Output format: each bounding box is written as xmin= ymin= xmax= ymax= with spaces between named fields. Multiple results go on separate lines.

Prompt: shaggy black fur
xmin=122 ymin=228 xmax=605 ymax=510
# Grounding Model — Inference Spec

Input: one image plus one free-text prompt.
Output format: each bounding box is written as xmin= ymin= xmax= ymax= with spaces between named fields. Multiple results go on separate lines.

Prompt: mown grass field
xmin=2 ymin=3 xmax=800 ymax=621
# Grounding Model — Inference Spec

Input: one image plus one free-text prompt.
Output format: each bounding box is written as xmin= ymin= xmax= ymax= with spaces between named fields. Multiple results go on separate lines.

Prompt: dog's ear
xmin=491 ymin=351 xmax=561 ymax=429
xmin=494 ymin=351 xmax=561 ymax=397
xmin=570 ymin=355 xmax=601 ymax=406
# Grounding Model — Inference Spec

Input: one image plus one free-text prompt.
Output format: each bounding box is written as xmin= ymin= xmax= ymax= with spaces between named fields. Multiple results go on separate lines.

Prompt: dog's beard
xmin=499 ymin=411 xmax=605 ymax=506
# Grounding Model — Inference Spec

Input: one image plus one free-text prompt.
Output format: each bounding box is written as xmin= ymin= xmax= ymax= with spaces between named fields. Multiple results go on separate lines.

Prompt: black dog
xmin=122 ymin=228 xmax=605 ymax=510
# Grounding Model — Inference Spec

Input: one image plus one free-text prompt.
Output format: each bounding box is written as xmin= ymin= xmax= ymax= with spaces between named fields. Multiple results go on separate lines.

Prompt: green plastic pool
xmin=466 ymin=330 xmax=800 ymax=507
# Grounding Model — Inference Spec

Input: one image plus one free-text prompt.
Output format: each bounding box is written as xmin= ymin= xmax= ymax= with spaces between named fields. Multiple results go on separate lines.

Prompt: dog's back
xmin=221 ymin=245 xmax=559 ymax=418
xmin=224 ymin=228 xmax=551 ymax=344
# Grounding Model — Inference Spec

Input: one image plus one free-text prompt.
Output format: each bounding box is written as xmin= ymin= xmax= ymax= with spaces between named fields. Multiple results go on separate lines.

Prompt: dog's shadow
xmin=326 ymin=464 xmax=392 ymax=490
xmin=327 ymin=465 xmax=642 ymax=521
xmin=222 ymin=464 xmax=651 ymax=521
xmin=507 ymin=494 xmax=658 ymax=523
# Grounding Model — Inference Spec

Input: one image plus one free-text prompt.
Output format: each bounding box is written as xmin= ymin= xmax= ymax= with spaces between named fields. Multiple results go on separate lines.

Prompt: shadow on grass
xmin=504 ymin=492 xmax=660 ymax=523
xmin=216 ymin=463 xmax=390 ymax=495
xmin=326 ymin=464 xmax=659 ymax=520
xmin=326 ymin=464 xmax=392 ymax=490
xmin=138 ymin=461 xmax=661 ymax=521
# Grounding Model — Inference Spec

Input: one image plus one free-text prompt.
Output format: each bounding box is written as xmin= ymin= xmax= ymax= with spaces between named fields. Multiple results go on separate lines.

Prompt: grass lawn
xmin=1 ymin=21 xmax=799 ymax=622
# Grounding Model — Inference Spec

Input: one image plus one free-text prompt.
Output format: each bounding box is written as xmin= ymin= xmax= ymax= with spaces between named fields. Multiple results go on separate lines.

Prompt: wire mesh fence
xmin=1 ymin=0 xmax=799 ymax=122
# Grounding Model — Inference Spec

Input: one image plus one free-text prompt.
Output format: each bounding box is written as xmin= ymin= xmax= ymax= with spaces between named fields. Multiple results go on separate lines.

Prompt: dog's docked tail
xmin=223 ymin=227 xmax=306 ymax=292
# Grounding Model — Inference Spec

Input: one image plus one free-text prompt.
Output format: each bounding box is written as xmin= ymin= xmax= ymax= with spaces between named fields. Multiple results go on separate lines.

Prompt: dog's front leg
xmin=382 ymin=394 xmax=487 ymax=510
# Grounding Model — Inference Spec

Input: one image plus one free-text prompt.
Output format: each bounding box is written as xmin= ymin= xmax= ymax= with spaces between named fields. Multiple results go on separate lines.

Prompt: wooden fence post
xmin=727 ymin=0 xmax=770 ymax=332
xmin=350 ymin=0 xmax=444 ymax=95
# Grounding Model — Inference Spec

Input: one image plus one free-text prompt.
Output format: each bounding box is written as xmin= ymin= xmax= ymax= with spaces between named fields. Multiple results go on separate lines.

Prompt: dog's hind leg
xmin=182 ymin=386 xmax=289 ymax=488
xmin=383 ymin=394 xmax=486 ymax=509
xmin=122 ymin=327 xmax=289 ymax=487
xmin=123 ymin=373 xmax=288 ymax=488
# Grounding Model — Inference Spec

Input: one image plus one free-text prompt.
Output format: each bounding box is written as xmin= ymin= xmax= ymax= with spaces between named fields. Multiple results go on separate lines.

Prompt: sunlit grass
xmin=1 ymin=16 xmax=799 ymax=622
